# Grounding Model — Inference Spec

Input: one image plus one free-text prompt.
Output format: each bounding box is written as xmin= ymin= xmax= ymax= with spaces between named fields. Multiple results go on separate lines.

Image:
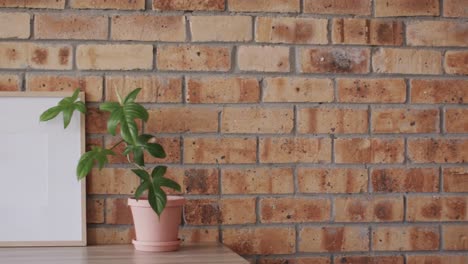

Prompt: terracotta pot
xmin=128 ymin=196 xmax=185 ymax=252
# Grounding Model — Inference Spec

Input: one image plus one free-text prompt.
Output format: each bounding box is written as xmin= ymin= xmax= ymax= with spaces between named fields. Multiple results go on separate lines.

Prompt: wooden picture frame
xmin=0 ymin=92 xmax=86 ymax=247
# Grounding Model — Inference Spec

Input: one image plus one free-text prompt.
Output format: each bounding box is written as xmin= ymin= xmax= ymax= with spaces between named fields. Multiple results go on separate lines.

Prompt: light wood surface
xmin=0 ymin=244 xmax=249 ymax=264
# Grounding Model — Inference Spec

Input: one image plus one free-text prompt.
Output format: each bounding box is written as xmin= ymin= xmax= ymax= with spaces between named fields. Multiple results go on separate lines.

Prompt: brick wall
xmin=1 ymin=0 xmax=467 ymax=263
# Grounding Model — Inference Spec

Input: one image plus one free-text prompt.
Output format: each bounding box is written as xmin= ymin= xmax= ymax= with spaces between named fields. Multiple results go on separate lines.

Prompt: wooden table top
xmin=0 ymin=243 xmax=249 ymax=264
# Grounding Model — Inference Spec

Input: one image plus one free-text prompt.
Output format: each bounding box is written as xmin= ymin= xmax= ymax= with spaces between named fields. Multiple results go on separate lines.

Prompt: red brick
xmin=303 ymin=0 xmax=371 ymax=15
xmin=191 ymin=16 xmax=252 ymax=42
xmin=407 ymin=196 xmax=467 ymax=222
xmin=184 ymin=137 xmax=256 ymax=164
xmin=263 ymin=77 xmax=334 ymax=103
xmin=411 ymin=79 xmax=468 ymax=104
xmin=335 ymin=196 xmax=403 ymax=222
xmin=85 ymin=108 xmax=109 ymax=134
xmin=371 ymin=168 xmax=439 ymax=193
xmin=153 ymin=0 xmax=225 ymax=11
xmin=0 ymin=0 xmax=65 ymax=8
xmin=27 ymin=74 xmax=103 ymax=102
xmin=259 ymin=257 xmax=331 ymax=264
xmin=87 ymin=168 xmax=140 ymax=195
xmin=87 ymin=199 xmax=104 ymax=224
xmin=184 ymin=198 xmax=256 ymax=225
xmin=106 ymin=75 xmax=182 ymax=103
xmin=222 ymin=107 xmax=293 ymax=133
xmin=106 ymin=198 xmax=133 ymax=225
xmin=332 ymin=18 xmax=403 ymax=46
xmin=445 ymin=51 xmax=468 ymax=75
xmin=299 ymin=47 xmax=370 ymax=74
xmin=157 ymin=45 xmax=231 ymax=72
xmin=372 ymin=108 xmax=439 ymax=133
xmin=444 ymin=167 xmax=468 ymax=193
xmin=260 ymin=197 xmax=330 ymax=223
xmin=443 ymin=225 xmax=468 ymax=250
xmin=260 ymin=137 xmax=331 ymax=163
xmin=87 ymin=227 xmax=134 ymax=245
xmin=299 ymin=226 xmax=369 ymax=252
xmin=106 ymin=137 xmax=180 ymax=164
xmin=165 ymin=168 xmax=219 ymax=195
xmin=70 ymin=0 xmax=145 ymax=10
xmin=77 ymin=44 xmax=152 ymax=70
xmin=337 ymin=78 xmax=406 ymax=103
xmin=179 ymin=228 xmax=219 ymax=244
xmin=0 ymin=42 xmax=72 ymax=70
xmin=0 ymin=12 xmax=30 ymax=39
xmin=372 ymin=226 xmax=440 ymax=251
xmin=446 ymin=108 xmax=468 ymax=133
xmin=238 ymin=46 xmax=290 ymax=72
xmin=229 ymin=0 xmax=299 ymax=12
xmin=375 ymin=0 xmax=439 ymax=17
xmin=335 ymin=256 xmax=404 ymax=264
xmin=408 ymin=138 xmax=468 ymax=163
xmin=0 ymin=74 xmax=20 ymax=91
xmin=186 ymin=77 xmax=260 ymax=103
xmin=35 ymin=14 xmax=107 ymax=40
xmin=373 ymin=48 xmax=442 ymax=75
xmin=444 ymin=0 xmax=468 ymax=17
xmin=223 ymin=227 xmax=296 ymax=255
xmin=298 ymin=168 xmax=367 ymax=194
xmin=222 ymin=168 xmax=294 ymax=194
xmin=298 ymin=107 xmax=368 ymax=134
xmin=256 ymin=17 xmax=327 ymax=44
xmin=147 ymin=107 xmax=219 ymax=133
xmin=335 ymin=138 xmax=405 ymax=164
xmin=407 ymin=21 xmax=468 ymax=47
xmin=407 ymin=255 xmax=468 ymax=264
xmin=111 ymin=15 xmax=185 ymax=42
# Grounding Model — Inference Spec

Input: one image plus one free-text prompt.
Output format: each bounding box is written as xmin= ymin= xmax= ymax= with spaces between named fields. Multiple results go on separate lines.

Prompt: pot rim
xmin=128 ymin=196 xmax=185 ymax=208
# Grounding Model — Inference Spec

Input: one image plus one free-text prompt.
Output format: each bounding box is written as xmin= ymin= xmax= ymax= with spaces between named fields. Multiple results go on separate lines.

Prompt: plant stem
xmin=127 ymin=154 xmax=145 ymax=171
xmin=109 ymin=139 xmax=125 ymax=150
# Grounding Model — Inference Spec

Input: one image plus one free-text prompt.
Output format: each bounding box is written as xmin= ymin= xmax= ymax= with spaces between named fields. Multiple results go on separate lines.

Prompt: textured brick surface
xmin=111 ymin=15 xmax=185 ymax=41
xmin=332 ymin=19 xmax=403 ymax=45
xmin=0 ymin=12 xmax=30 ymax=39
xmin=299 ymin=226 xmax=369 ymax=252
xmin=35 ymin=14 xmax=108 ymax=40
xmin=373 ymin=48 xmax=442 ymax=74
xmin=372 ymin=226 xmax=440 ymax=251
xmin=0 ymin=0 xmax=466 ymax=260
xmin=375 ymin=0 xmax=439 ymax=17
xmin=0 ymin=74 xmax=20 ymax=91
xmin=304 ymin=0 xmax=371 ymax=15
xmin=256 ymin=17 xmax=327 ymax=44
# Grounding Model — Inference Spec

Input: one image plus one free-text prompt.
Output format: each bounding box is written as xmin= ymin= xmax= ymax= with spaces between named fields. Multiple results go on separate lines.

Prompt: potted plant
xmin=40 ymin=88 xmax=184 ymax=252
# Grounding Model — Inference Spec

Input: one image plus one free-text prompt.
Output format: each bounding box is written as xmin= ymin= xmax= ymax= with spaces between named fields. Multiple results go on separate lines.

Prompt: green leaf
xmin=99 ymin=102 xmax=120 ymax=112
xmin=124 ymin=88 xmax=142 ymax=104
xmin=107 ymin=108 xmax=123 ymax=136
xmin=76 ymin=147 xmax=115 ymax=180
xmin=151 ymin=166 xmax=167 ymax=179
xmin=137 ymin=134 xmax=154 ymax=144
xmin=70 ymin=89 xmax=80 ymax=102
xmin=159 ymin=177 xmax=181 ymax=192
xmin=62 ymin=107 xmax=74 ymax=129
xmin=124 ymin=102 xmax=149 ymax=122
xmin=148 ymin=184 xmax=167 ymax=217
xmin=134 ymin=181 xmax=149 ymax=200
xmin=146 ymin=143 xmax=166 ymax=159
xmin=40 ymin=106 xmax=62 ymax=122
xmin=74 ymin=101 xmax=87 ymax=114
xmin=133 ymin=147 xmax=144 ymax=166
xmin=131 ymin=169 xmax=150 ymax=182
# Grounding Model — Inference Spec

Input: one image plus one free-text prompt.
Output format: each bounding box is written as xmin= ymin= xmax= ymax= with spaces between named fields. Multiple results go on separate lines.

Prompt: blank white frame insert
xmin=0 ymin=92 xmax=86 ymax=247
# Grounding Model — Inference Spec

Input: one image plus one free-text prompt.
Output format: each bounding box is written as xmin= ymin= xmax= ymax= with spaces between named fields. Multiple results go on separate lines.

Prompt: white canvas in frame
xmin=0 ymin=92 xmax=86 ymax=246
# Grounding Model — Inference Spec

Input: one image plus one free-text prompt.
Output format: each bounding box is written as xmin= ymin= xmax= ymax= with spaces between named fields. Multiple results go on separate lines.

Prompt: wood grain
xmin=0 ymin=244 xmax=249 ymax=264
